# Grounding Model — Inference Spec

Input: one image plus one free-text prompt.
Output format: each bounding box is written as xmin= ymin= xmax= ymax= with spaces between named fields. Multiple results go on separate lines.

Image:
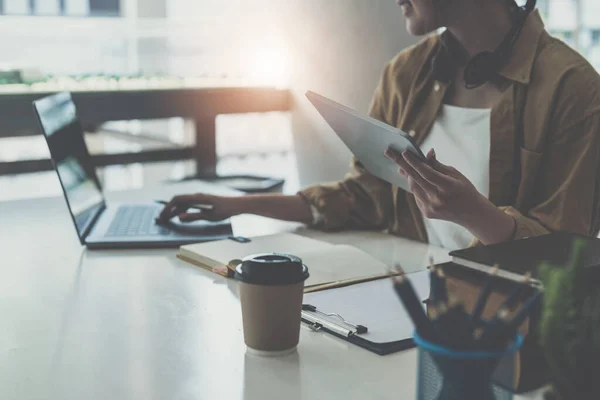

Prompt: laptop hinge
xmin=81 ymin=203 xmax=106 ymax=242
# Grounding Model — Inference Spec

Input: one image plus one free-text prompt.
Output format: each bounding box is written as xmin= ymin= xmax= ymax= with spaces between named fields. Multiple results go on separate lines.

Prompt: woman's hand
xmin=384 ymin=148 xmax=516 ymax=245
xmin=385 ymin=148 xmax=483 ymax=223
xmin=158 ymin=193 xmax=314 ymax=225
xmin=158 ymin=193 xmax=240 ymax=223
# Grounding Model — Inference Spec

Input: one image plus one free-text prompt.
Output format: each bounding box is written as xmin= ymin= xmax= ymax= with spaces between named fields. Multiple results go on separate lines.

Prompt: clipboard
xmin=301 ymin=270 xmax=430 ymax=356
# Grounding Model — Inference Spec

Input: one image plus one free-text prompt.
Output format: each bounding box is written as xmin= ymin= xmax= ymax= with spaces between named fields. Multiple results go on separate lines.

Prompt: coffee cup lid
xmin=235 ymin=253 xmax=309 ymax=286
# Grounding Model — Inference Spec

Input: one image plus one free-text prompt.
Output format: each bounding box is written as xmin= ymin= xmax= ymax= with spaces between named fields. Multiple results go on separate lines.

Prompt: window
xmin=1 ymin=0 xmax=120 ymax=17
xmin=538 ymin=0 xmax=600 ymax=68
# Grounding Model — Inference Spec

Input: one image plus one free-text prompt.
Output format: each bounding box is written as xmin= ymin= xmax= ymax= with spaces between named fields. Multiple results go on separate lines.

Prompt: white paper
xmin=299 ymin=245 xmax=388 ymax=287
xmin=304 ymin=271 xmax=430 ymax=343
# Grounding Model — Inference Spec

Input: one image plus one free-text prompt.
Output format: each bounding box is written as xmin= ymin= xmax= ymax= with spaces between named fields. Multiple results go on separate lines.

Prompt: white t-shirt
xmin=419 ymin=104 xmax=491 ymax=251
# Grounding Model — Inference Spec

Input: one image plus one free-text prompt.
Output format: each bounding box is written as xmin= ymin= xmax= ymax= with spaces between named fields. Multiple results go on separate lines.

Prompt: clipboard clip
xmin=302 ymin=304 xmax=368 ymax=338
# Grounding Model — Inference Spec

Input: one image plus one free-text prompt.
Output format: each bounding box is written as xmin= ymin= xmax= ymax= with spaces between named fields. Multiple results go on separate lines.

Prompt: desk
xmin=1 ymin=182 xmax=546 ymax=400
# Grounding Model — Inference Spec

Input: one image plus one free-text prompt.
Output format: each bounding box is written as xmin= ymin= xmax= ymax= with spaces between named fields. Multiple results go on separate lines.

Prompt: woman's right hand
xmin=158 ymin=193 xmax=242 ymax=223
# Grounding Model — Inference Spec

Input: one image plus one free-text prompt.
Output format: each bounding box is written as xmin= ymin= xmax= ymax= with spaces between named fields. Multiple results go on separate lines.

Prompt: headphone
xmin=432 ymin=0 xmax=537 ymax=89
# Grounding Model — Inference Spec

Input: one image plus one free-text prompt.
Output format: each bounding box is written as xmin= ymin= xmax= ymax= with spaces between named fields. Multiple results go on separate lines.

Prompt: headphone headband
xmin=524 ymin=0 xmax=536 ymax=12
xmin=433 ymin=0 xmax=537 ymax=89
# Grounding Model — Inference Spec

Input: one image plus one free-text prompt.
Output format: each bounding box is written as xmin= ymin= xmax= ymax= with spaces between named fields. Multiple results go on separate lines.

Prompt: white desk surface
xmin=1 ymin=181 xmax=546 ymax=400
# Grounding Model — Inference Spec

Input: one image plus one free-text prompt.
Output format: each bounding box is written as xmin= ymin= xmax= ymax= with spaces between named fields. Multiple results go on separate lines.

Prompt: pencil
xmin=226 ymin=259 xmax=242 ymax=278
xmin=155 ymin=200 xmax=215 ymax=211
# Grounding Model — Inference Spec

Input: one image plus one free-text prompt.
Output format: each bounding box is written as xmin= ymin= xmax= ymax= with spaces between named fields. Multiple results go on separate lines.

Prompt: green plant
xmin=538 ymin=239 xmax=600 ymax=400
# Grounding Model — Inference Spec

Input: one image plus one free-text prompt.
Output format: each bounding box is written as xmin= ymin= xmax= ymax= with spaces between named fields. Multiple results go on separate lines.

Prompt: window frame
xmin=0 ymin=0 xmax=122 ymax=17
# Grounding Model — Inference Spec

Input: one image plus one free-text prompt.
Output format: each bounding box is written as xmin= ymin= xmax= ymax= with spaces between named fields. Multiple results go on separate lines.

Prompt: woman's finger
xmin=409 ymin=177 xmax=429 ymax=203
xmin=178 ymin=212 xmax=209 ymax=222
xmin=159 ymin=194 xmax=203 ymax=220
xmin=396 ymin=154 xmax=438 ymax=194
xmin=426 ymin=148 xmax=436 ymax=161
xmin=385 ymin=148 xmax=403 ymax=164
xmin=160 ymin=203 xmax=190 ymax=221
xmin=159 ymin=195 xmax=187 ymax=220
xmin=427 ymin=148 xmax=458 ymax=176
xmin=403 ymin=151 xmax=451 ymax=186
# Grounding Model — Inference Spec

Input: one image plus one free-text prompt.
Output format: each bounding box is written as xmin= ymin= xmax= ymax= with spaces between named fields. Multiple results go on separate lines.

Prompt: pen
xmin=155 ymin=200 xmax=215 ymax=211
xmin=428 ymin=266 xmax=448 ymax=306
xmin=482 ymin=273 xmax=534 ymax=332
xmin=500 ymin=272 xmax=532 ymax=311
xmin=435 ymin=264 xmax=449 ymax=305
xmin=392 ymin=270 xmax=438 ymax=342
xmin=477 ymin=290 xmax=543 ymax=350
xmin=428 ymin=262 xmax=441 ymax=306
xmin=432 ymin=300 xmax=472 ymax=349
xmin=504 ymin=290 xmax=543 ymax=334
xmin=470 ymin=265 xmax=500 ymax=323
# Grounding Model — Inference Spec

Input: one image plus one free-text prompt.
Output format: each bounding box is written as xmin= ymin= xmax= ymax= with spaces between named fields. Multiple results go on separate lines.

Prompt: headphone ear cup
xmin=464 ymin=51 xmax=497 ymax=89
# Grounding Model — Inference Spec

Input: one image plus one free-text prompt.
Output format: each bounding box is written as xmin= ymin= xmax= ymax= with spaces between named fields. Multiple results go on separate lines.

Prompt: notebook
xmin=450 ymin=232 xmax=600 ymax=285
xmin=178 ymin=233 xmax=394 ymax=289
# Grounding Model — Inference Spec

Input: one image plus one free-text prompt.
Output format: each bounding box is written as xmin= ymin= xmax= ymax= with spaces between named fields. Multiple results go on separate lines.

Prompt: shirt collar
xmin=498 ymin=9 xmax=546 ymax=85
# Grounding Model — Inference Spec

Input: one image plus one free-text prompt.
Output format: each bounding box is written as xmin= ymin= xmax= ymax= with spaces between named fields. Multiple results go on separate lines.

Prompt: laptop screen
xmin=34 ymin=93 xmax=105 ymax=242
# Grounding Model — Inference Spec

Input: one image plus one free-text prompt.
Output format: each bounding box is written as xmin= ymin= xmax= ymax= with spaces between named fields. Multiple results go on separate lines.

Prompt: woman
xmin=160 ymin=0 xmax=600 ymax=250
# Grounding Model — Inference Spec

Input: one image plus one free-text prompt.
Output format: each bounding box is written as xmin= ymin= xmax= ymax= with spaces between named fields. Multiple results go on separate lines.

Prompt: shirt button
xmin=408 ymin=130 xmax=416 ymax=137
xmin=434 ymin=82 xmax=441 ymax=92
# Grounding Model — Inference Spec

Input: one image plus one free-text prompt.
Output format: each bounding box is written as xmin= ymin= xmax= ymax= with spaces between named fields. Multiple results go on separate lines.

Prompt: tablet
xmin=306 ymin=90 xmax=425 ymax=192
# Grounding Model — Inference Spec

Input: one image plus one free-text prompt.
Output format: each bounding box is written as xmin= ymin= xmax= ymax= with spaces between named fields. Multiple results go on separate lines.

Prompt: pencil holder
xmin=414 ymin=331 xmax=524 ymax=400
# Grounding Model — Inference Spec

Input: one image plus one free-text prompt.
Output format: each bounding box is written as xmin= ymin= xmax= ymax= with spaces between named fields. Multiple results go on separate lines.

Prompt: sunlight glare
xmin=249 ymin=47 xmax=290 ymax=86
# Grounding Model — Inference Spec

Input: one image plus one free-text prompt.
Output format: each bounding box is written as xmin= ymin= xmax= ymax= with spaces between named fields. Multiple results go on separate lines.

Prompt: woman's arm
xmin=385 ymin=110 xmax=600 ymax=245
xmin=236 ymin=194 xmax=314 ymax=223
xmin=163 ymin=57 xmax=402 ymax=230
xmin=158 ymin=193 xmax=313 ymax=224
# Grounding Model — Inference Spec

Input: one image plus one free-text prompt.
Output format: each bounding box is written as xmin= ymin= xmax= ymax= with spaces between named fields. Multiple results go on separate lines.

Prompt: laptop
xmin=33 ymin=92 xmax=233 ymax=249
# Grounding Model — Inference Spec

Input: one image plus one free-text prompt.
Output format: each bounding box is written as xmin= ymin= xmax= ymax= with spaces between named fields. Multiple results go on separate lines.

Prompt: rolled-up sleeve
xmin=298 ymin=161 xmax=394 ymax=231
xmin=298 ymin=63 xmax=396 ymax=231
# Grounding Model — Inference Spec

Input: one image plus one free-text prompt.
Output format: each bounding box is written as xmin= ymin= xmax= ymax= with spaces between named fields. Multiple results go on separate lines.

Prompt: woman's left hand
xmin=384 ymin=147 xmax=516 ymax=245
xmin=385 ymin=148 xmax=486 ymax=224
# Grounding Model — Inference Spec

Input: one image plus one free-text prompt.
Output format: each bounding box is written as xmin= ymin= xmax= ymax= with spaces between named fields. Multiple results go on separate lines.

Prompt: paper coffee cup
xmin=235 ymin=253 xmax=309 ymax=356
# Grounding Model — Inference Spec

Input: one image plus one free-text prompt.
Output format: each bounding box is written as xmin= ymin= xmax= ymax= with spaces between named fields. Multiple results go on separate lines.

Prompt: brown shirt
xmin=299 ymin=11 xmax=600 ymax=244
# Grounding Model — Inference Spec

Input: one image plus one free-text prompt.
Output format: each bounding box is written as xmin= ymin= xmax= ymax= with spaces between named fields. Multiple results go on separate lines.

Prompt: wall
xmin=274 ymin=1 xmax=417 ymax=187
xmin=162 ymin=0 xmax=417 ymax=187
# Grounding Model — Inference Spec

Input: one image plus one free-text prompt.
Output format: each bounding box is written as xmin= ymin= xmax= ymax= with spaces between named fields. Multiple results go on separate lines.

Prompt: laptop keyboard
xmin=105 ymin=205 xmax=171 ymax=237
